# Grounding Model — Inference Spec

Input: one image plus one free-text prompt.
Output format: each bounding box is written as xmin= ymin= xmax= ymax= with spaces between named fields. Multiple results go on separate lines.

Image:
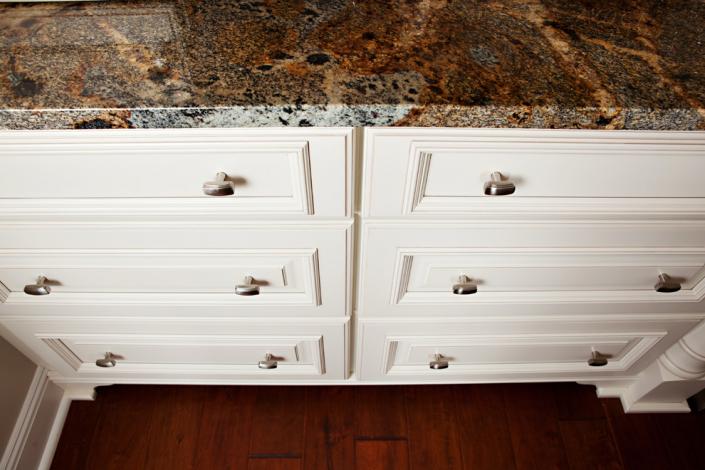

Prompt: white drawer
xmin=0 ymin=128 xmax=352 ymax=217
xmin=357 ymin=315 xmax=702 ymax=381
xmin=363 ymin=129 xmax=705 ymax=217
xmin=0 ymin=317 xmax=348 ymax=381
xmin=359 ymin=221 xmax=705 ymax=316
xmin=0 ymin=224 xmax=351 ymax=317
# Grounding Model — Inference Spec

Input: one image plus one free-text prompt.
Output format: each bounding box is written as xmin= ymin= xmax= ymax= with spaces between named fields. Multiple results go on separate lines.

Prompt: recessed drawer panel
xmin=0 ymin=224 xmax=350 ymax=317
xmin=0 ymin=128 xmax=352 ymax=217
xmin=402 ymin=250 xmax=705 ymax=296
xmin=364 ymin=129 xmax=705 ymax=216
xmin=358 ymin=316 xmax=702 ymax=381
xmin=360 ymin=222 xmax=705 ymax=316
xmin=2 ymin=317 xmax=348 ymax=381
xmin=0 ymin=250 xmax=316 ymax=295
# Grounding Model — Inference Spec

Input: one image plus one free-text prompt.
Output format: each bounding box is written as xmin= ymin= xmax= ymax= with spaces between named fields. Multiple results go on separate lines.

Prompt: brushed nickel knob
xmin=202 ymin=172 xmax=234 ymax=196
xmin=429 ymin=353 xmax=449 ymax=370
xmin=258 ymin=353 xmax=278 ymax=369
xmin=95 ymin=352 xmax=118 ymax=368
xmin=23 ymin=276 xmax=51 ymax=296
xmin=587 ymin=350 xmax=608 ymax=367
xmin=452 ymin=275 xmax=477 ymax=295
xmin=484 ymin=171 xmax=516 ymax=196
xmin=655 ymin=273 xmax=681 ymax=293
xmin=235 ymin=276 xmax=260 ymax=296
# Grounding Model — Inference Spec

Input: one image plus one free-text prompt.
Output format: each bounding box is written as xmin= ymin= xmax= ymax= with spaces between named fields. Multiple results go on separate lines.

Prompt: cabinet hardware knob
xmin=203 ymin=172 xmax=234 ymax=196
xmin=23 ymin=276 xmax=51 ymax=296
xmin=654 ymin=273 xmax=681 ymax=293
xmin=429 ymin=353 xmax=449 ymax=370
xmin=452 ymin=275 xmax=477 ymax=295
xmin=96 ymin=352 xmax=118 ymax=368
xmin=235 ymin=276 xmax=260 ymax=296
xmin=258 ymin=353 xmax=278 ymax=369
xmin=484 ymin=171 xmax=516 ymax=196
xmin=587 ymin=350 xmax=608 ymax=367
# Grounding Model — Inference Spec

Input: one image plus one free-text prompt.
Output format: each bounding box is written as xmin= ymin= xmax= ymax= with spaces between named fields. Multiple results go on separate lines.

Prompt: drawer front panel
xmin=358 ymin=316 xmax=702 ymax=381
xmin=360 ymin=222 xmax=705 ymax=316
xmin=0 ymin=225 xmax=350 ymax=317
xmin=0 ymin=128 xmax=352 ymax=217
xmin=402 ymin=250 xmax=705 ymax=295
xmin=0 ymin=250 xmax=317 ymax=296
xmin=364 ymin=129 xmax=705 ymax=216
xmin=2 ymin=317 xmax=348 ymax=380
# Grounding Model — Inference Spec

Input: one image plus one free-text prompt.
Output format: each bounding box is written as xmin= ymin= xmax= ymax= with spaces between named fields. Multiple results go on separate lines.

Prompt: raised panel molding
xmin=390 ymin=248 xmax=705 ymax=305
xmin=41 ymin=334 xmax=327 ymax=376
xmin=363 ymin=128 xmax=705 ymax=219
xmin=380 ymin=333 xmax=663 ymax=376
xmin=402 ymin=143 xmax=705 ymax=217
xmin=357 ymin=315 xmax=704 ymax=383
xmin=0 ymin=248 xmax=323 ymax=307
xmin=0 ymin=127 xmax=354 ymax=219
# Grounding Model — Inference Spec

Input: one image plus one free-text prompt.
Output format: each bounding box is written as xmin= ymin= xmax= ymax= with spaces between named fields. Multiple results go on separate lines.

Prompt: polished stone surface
xmin=1 ymin=0 xmax=704 ymax=129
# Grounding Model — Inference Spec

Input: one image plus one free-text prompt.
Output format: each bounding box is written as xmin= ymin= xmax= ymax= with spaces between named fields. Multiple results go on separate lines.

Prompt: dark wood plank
xmin=650 ymin=412 xmax=705 ymax=470
xmin=248 ymin=458 xmax=302 ymax=470
xmin=404 ymin=386 xmax=463 ymax=470
xmin=559 ymin=419 xmax=622 ymax=470
xmin=303 ymin=387 xmax=355 ymax=470
xmin=83 ymin=386 xmax=161 ymax=470
xmin=50 ymin=399 xmax=102 ymax=470
xmin=553 ymin=383 xmax=605 ymax=421
xmin=143 ymin=386 xmax=206 ymax=470
xmin=602 ymin=398 xmax=671 ymax=470
xmin=249 ymin=386 xmax=306 ymax=458
xmin=355 ymin=440 xmax=409 ymax=470
xmin=354 ymin=387 xmax=407 ymax=439
xmin=192 ymin=386 xmax=256 ymax=470
xmin=454 ymin=384 xmax=516 ymax=470
xmin=503 ymin=384 xmax=568 ymax=470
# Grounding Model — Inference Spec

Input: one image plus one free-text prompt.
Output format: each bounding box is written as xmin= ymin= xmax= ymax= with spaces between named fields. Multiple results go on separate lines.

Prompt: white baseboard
xmin=0 ymin=366 xmax=67 ymax=470
xmin=36 ymin=395 xmax=71 ymax=470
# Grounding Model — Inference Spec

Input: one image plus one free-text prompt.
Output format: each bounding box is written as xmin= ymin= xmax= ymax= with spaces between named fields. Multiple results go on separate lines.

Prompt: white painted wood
xmin=0 ymin=223 xmax=351 ymax=317
xmin=0 ymin=128 xmax=353 ymax=218
xmin=357 ymin=315 xmax=704 ymax=382
xmin=0 ymin=366 xmax=63 ymax=470
xmin=37 ymin=393 xmax=71 ymax=470
xmin=363 ymin=128 xmax=705 ymax=218
xmin=0 ymin=367 xmax=48 ymax=470
xmin=1 ymin=316 xmax=348 ymax=381
xmin=358 ymin=221 xmax=705 ymax=316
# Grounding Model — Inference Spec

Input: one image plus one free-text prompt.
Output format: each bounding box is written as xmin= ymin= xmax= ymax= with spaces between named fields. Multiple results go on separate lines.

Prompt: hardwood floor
xmin=51 ymin=383 xmax=705 ymax=470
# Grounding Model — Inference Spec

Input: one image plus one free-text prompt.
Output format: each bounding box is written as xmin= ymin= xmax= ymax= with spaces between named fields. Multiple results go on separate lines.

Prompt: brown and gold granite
xmin=1 ymin=0 xmax=704 ymax=129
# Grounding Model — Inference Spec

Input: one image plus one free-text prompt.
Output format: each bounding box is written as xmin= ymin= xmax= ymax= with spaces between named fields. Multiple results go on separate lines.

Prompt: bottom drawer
xmin=357 ymin=315 xmax=702 ymax=382
xmin=1 ymin=317 xmax=348 ymax=381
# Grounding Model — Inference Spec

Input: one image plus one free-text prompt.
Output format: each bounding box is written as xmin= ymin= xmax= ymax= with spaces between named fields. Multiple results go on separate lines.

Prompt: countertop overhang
xmin=1 ymin=0 xmax=704 ymax=130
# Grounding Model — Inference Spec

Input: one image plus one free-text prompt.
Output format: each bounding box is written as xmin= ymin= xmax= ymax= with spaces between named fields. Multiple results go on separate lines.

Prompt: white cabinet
xmin=0 ymin=128 xmax=353 ymax=218
xmin=359 ymin=221 xmax=705 ymax=316
xmin=1 ymin=316 xmax=348 ymax=382
xmin=1 ymin=126 xmax=705 ymax=411
xmin=363 ymin=128 xmax=705 ymax=217
xmin=357 ymin=128 xmax=705 ymax=411
xmin=0 ymin=224 xmax=351 ymax=317
xmin=357 ymin=316 xmax=703 ymax=382
xmin=0 ymin=128 xmax=355 ymax=388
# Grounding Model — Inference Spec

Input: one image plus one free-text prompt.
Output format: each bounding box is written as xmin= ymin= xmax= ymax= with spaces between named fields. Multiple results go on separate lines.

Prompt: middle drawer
xmin=359 ymin=221 xmax=705 ymax=317
xmin=0 ymin=224 xmax=351 ymax=317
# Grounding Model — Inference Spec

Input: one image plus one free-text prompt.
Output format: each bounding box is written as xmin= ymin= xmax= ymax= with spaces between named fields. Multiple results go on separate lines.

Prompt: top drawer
xmin=0 ymin=128 xmax=352 ymax=218
xmin=363 ymin=129 xmax=705 ymax=217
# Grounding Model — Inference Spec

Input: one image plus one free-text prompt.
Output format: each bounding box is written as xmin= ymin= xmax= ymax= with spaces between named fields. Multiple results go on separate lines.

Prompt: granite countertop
xmin=1 ymin=0 xmax=704 ymax=130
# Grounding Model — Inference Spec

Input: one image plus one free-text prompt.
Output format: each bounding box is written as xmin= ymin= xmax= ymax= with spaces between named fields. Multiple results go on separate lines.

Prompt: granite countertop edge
xmin=2 ymin=105 xmax=705 ymax=130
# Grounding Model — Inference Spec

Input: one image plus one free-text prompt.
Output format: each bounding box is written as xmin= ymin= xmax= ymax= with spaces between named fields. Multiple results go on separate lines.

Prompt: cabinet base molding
xmin=590 ymin=320 xmax=705 ymax=412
